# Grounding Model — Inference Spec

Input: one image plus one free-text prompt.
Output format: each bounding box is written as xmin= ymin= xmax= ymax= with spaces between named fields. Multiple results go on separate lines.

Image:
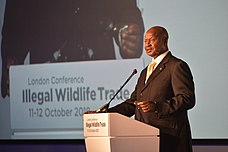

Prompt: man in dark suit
xmin=108 ymin=26 xmax=195 ymax=152
xmin=1 ymin=0 xmax=144 ymax=98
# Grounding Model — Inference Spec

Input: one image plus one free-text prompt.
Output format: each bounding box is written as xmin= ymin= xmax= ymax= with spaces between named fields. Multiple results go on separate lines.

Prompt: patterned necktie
xmin=145 ymin=61 xmax=156 ymax=83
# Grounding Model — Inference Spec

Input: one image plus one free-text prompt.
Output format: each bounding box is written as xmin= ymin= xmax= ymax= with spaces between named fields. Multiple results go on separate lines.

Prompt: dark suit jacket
xmin=108 ymin=52 xmax=195 ymax=152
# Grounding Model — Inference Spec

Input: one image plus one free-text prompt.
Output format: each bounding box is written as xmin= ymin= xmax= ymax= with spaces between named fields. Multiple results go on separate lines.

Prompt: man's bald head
xmin=147 ymin=26 xmax=169 ymax=41
xmin=144 ymin=26 xmax=169 ymax=58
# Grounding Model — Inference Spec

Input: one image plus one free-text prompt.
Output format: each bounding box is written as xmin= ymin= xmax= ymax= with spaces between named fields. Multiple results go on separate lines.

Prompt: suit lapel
xmin=141 ymin=52 xmax=172 ymax=92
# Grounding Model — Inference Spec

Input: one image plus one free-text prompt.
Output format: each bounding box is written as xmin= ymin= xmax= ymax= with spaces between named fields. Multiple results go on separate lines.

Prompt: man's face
xmin=144 ymin=30 xmax=167 ymax=59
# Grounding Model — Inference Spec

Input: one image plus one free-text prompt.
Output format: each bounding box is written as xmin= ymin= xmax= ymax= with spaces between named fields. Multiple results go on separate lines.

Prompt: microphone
xmin=96 ymin=69 xmax=137 ymax=113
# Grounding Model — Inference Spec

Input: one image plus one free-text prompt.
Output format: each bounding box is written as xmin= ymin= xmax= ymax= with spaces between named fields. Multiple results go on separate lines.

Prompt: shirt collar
xmin=152 ymin=50 xmax=169 ymax=69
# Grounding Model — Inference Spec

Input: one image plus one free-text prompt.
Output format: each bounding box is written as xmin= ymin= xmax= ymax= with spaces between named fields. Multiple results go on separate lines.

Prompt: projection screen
xmin=0 ymin=0 xmax=228 ymax=140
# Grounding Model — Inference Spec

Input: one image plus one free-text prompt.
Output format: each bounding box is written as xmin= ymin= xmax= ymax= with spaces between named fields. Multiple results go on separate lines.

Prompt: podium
xmin=83 ymin=113 xmax=159 ymax=152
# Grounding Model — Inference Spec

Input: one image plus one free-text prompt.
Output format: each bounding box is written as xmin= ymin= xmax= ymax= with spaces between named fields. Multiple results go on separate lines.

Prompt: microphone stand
xmin=96 ymin=69 xmax=137 ymax=113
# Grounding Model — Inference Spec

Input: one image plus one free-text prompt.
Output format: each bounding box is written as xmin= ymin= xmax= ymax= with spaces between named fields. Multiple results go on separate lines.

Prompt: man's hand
xmin=137 ymin=101 xmax=156 ymax=113
xmin=84 ymin=111 xmax=97 ymax=114
xmin=119 ymin=24 xmax=143 ymax=58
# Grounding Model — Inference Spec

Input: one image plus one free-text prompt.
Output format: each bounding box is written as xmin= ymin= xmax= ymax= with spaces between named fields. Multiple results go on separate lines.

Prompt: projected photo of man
xmin=1 ymin=0 xmax=144 ymax=98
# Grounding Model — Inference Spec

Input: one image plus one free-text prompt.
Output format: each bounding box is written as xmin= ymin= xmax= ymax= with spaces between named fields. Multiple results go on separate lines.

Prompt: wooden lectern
xmin=83 ymin=113 xmax=159 ymax=152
